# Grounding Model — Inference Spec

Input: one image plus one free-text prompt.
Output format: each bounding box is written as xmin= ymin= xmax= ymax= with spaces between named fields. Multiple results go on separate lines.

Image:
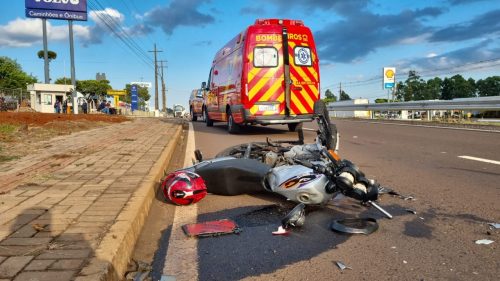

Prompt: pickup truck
xmin=188 ymin=89 xmax=204 ymax=121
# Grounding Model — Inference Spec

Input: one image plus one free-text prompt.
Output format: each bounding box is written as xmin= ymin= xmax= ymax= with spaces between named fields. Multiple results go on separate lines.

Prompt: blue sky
xmin=1 ymin=0 xmax=499 ymax=108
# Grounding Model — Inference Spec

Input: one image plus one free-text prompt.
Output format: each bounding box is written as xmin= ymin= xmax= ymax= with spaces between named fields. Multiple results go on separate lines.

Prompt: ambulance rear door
xmin=284 ymin=26 xmax=319 ymax=116
xmin=246 ymin=32 xmax=286 ymax=117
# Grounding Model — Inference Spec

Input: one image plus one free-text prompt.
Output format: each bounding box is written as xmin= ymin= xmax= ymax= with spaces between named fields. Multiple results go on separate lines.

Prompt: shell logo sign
xmin=383 ymin=67 xmax=396 ymax=89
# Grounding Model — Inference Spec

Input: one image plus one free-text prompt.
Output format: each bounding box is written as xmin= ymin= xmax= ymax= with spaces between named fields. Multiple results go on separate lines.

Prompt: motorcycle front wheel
xmin=215 ymin=142 xmax=270 ymax=161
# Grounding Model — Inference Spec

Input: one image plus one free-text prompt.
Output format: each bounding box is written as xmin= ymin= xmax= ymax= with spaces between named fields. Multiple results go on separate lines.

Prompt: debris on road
xmin=182 ymin=219 xmax=241 ymax=237
xmin=487 ymin=223 xmax=500 ymax=229
xmin=475 ymin=239 xmax=494 ymax=245
xmin=379 ymin=186 xmax=415 ymax=201
xmin=330 ymin=218 xmax=379 ymax=234
xmin=406 ymin=209 xmax=417 ymax=214
xmin=272 ymin=226 xmax=290 ymax=235
xmin=335 ymin=261 xmax=352 ymax=271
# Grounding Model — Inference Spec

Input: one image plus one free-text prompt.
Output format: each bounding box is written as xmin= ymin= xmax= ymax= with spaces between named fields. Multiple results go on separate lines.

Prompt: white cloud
xmin=0 ymin=17 xmax=90 ymax=48
xmin=426 ymin=52 xmax=438 ymax=58
xmin=0 ymin=8 xmax=124 ymax=48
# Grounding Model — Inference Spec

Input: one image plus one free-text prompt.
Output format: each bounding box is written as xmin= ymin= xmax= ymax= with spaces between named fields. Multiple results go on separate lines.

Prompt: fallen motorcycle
xmin=163 ymin=101 xmax=392 ymax=223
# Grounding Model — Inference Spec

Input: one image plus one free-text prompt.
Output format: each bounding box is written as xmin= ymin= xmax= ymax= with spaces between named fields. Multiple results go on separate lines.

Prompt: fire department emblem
xmin=295 ymin=47 xmax=311 ymax=66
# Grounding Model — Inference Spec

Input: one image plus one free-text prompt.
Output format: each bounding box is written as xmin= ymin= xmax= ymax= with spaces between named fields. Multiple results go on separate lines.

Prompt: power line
xmin=87 ymin=0 xmax=154 ymax=70
xmin=90 ymin=0 xmax=152 ymax=64
xmin=116 ymin=0 xmax=156 ymax=46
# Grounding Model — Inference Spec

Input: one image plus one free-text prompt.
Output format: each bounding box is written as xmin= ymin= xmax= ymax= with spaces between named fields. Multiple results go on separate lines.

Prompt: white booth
xmin=28 ymin=83 xmax=83 ymax=113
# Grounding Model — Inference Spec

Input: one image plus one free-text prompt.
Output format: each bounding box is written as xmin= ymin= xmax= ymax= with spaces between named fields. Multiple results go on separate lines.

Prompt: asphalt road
xmin=136 ymin=119 xmax=500 ymax=281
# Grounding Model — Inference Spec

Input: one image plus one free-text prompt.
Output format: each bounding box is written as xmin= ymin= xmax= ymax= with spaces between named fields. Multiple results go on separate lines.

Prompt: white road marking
xmin=346 ymin=120 xmax=500 ymax=133
xmin=162 ymin=122 xmax=199 ymax=281
xmin=458 ymin=155 xmax=500 ymax=165
xmin=302 ymin=127 xmax=316 ymax=132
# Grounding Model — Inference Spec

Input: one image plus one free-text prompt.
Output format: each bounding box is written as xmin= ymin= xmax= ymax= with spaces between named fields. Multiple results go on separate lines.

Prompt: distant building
xmin=96 ymin=72 xmax=107 ymax=81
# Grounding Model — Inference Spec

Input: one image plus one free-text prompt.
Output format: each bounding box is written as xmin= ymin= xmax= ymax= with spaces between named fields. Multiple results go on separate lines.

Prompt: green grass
xmin=0 ymin=145 xmax=20 ymax=163
xmin=0 ymin=124 xmax=18 ymax=134
xmin=0 ymin=155 xmax=20 ymax=162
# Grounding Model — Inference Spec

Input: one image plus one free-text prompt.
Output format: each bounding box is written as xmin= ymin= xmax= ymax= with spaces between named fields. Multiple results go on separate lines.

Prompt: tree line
xmin=394 ymin=71 xmax=499 ymax=101
xmin=323 ymin=71 xmax=499 ymax=103
xmin=0 ymin=56 xmax=150 ymax=107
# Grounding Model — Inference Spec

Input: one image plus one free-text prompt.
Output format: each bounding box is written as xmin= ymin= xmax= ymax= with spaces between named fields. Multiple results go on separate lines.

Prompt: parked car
xmin=189 ymin=89 xmax=204 ymax=121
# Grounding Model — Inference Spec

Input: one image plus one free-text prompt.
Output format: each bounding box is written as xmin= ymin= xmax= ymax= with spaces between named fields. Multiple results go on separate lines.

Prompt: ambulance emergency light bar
xmin=255 ymin=19 xmax=305 ymax=26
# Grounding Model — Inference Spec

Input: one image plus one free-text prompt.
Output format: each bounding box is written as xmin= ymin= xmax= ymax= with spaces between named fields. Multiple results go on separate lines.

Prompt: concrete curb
xmin=75 ymin=124 xmax=184 ymax=281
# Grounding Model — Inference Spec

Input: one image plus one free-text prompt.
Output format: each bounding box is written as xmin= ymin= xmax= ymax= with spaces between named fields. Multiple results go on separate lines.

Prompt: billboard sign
xmin=25 ymin=0 xmax=88 ymax=21
xmin=383 ymin=67 xmax=396 ymax=89
xmin=131 ymin=84 xmax=138 ymax=111
xmin=130 ymin=82 xmax=152 ymax=88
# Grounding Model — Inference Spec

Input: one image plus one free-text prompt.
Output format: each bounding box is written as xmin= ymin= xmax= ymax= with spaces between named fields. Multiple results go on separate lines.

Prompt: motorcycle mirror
xmin=282 ymin=203 xmax=306 ymax=228
xmin=194 ymin=149 xmax=203 ymax=162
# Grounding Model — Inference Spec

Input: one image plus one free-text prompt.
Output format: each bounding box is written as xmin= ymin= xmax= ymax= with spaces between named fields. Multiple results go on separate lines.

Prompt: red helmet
xmin=162 ymin=171 xmax=207 ymax=205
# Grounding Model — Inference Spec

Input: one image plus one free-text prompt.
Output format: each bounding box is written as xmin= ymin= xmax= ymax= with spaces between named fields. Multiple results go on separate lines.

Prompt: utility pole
xmin=159 ymin=60 xmax=167 ymax=113
xmin=339 ymin=82 xmax=342 ymax=101
xmin=148 ymin=44 xmax=162 ymax=111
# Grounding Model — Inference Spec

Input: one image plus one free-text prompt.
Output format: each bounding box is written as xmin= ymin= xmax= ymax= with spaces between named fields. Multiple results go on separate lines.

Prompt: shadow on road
xmin=193 ymin=200 xmax=392 ymax=281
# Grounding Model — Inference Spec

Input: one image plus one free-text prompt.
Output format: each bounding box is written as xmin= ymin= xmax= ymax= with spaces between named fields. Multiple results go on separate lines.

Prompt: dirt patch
xmin=0 ymin=112 xmax=129 ymax=162
xmin=0 ymin=112 xmax=127 ymax=126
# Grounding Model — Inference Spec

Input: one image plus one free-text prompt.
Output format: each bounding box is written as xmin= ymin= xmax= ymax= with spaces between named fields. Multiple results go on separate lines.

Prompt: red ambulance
xmin=201 ymin=19 xmax=320 ymax=133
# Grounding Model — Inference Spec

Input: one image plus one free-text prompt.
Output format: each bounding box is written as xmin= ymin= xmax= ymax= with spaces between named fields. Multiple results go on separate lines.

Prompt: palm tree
xmin=37 ymin=50 xmax=57 ymax=61
xmin=37 ymin=50 xmax=57 ymax=83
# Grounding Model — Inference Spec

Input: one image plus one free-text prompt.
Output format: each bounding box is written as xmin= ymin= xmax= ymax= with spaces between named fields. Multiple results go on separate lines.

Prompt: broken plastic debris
xmin=182 ymin=219 xmax=241 ymax=237
xmin=335 ymin=261 xmax=352 ymax=271
xmin=32 ymin=223 xmax=47 ymax=232
xmin=475 ymin=239 xmax=494 ymax=245
xmin=488 ymin=223 xmax=500 ymax=229
xmin=406 ymin=209 xmax=417 ymax=214
xmin=387 ymin=190 xmax=415 ymax=200
xmin=272 ymin=225 xmax=290 ymax=235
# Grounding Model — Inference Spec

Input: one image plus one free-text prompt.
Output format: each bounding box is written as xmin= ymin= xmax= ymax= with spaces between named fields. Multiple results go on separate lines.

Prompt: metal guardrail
xmin=327 ymin=96 xmax=500 ymax=111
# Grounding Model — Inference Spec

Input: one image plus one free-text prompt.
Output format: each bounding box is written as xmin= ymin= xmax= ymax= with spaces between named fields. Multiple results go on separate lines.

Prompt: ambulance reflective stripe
xmin=290 ymin=67 xmax=317 ymax=108
xmin=287 ymin=41 xmax=318 ymax=114
xmin=248 ymin=67 xmax=284 ymax=105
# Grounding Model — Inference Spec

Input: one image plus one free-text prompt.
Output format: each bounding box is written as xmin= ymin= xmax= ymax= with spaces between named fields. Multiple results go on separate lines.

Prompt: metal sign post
xmin=42 ymin=18 xmax=49 ymax=83
xmin=25 ymin=0 xmax=87 ymax=114
xmin=383 ymin=67 xmax=396 ymax=103
xmin=69 ymin=20 xmax=78 ymax=114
